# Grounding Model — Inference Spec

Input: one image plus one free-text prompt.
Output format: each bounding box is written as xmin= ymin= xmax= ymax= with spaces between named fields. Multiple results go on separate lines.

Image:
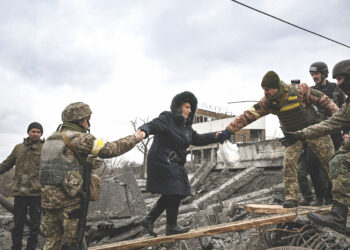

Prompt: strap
xmin=61 ymin=131 xmax=85 ymax=166
xmin=278 ymin=85 xmax=289 ymax=107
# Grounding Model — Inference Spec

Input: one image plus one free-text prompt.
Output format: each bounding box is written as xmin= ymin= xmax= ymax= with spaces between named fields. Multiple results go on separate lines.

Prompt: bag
xmin=90 ymin=174 xmax=102 ymax=201
xmin=218 ymin=141 xmax=240 ymax=167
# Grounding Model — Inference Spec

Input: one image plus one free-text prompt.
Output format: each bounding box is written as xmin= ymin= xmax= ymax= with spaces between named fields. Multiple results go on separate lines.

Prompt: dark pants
xmin=148 ymin=195 xmax=185 ymax=225
xmin=307 ymin=147 xmax=332 ymax=198
xmin=298 ymin=132 xmax=342 ymax=200
xmin=12 ymin=196 xmax=41 ymax=250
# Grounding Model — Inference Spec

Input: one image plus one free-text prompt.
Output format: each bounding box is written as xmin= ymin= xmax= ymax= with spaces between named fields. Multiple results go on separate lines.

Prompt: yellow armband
xmin=91 ymin=138 xmax=105 ymax=156
xmin=249 ymin=106 xmax=261 ymax=119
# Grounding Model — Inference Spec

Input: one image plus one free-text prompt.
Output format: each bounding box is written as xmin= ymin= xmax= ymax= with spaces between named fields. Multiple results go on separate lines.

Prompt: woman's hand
xmin=134 ymin=129 xmax=146 ymax=142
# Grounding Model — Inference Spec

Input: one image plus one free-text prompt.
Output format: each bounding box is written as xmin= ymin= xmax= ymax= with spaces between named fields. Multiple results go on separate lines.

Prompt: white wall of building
xmin=192 ymin=117 xmax=265 ymax=133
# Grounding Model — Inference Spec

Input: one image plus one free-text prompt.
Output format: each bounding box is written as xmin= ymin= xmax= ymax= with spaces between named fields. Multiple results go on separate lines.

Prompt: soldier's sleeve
xmin=333 ymin=86 xmax=347 ymax=108
xmin=226 ymin=97 xmax=271 ymax=133
xmin=299 ymin=83 xmax=338 ymax=115
xmin=0 ymin=146 xmax=17 ymax=175
xmin=301 ymin=103 xmax=350 ymax=138
xmin=70 ymin=133 xmax=96 ymax=155
xmin=97 ymin=135 xmax=138 ymax=158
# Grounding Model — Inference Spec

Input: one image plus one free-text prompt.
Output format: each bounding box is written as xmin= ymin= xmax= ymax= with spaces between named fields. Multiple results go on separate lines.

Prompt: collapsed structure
xmin=0 ymin=109 xmax=349 ymax=249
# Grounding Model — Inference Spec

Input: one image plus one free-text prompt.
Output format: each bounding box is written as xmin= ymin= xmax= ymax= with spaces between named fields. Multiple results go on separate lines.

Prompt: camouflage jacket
xmin=226 ymin=83 xmax=338 ymax=133
xmin=0 ymin=138 xmax=44 ymax=196
xmin=301 ymin=100 xmax=350 ymax=152
xmin=41 ymin=129 xmax=138 ymax=209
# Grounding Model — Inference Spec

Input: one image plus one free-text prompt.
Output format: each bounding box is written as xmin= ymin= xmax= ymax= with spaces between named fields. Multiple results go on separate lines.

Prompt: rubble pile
xmin=0 ymin=139 xmax=349 ymax=249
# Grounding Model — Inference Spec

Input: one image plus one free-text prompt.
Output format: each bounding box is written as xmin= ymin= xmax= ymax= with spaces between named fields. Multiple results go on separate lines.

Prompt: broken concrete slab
xmin=88 ymin=170 xmax=146 ymax=221
xmin=194 ymin=167 xmax=264 ymax=209
xmin=189 ymin=161 xmax=216 ymax=190
xmin=221 ymin=183 xmax=283 ymax=209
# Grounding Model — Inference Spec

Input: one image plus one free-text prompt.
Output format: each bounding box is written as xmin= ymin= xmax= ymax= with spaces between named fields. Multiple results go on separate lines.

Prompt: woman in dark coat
xmin=138 ymin=91 xmax=220 ymax=236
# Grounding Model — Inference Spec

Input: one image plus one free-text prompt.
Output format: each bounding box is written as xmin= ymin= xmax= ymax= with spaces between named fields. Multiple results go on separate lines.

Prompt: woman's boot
xmin=165 ymin=196 xmax=190 ymax=235
xmin=140 ymin=197 xmax=166 ymax=236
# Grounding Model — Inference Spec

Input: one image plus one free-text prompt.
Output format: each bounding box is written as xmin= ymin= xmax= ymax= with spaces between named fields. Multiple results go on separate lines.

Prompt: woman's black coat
xmin=139 ymin=91 xmax=218 ymax=196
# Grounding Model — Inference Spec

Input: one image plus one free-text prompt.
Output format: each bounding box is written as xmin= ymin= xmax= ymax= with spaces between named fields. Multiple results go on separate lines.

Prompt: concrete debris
xmin=0 ymin=140 xmax=349 ymax=249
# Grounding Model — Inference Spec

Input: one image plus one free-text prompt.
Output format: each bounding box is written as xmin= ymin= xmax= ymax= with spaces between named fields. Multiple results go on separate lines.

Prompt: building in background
xmin=190 ymin=108 xmax=266 ymax=164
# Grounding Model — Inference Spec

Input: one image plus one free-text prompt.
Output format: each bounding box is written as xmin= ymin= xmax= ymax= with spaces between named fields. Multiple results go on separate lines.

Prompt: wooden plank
xmin=89 ymin=207 xmax=330 ymax=250
xmin=244 ymin=204 xmax=332 ymax=214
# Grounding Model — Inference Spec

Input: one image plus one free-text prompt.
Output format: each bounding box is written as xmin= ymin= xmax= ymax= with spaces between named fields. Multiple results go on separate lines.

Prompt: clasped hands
xmin=134 ymin=129 xmax=146 ymax=142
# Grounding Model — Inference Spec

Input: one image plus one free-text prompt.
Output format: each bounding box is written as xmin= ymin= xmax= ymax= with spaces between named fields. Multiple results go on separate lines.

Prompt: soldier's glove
xmin=87 ymin=154 xmax=104 ymax=169
xmin=217 ymin=129 xmax=231 ymax=144
xmin=280 ymin=131 xmax=305 ymax=147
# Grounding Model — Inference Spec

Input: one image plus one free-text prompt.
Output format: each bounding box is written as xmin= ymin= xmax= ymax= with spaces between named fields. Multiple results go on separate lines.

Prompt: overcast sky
xmin=0 ymin=0 xmax=349 ymax=163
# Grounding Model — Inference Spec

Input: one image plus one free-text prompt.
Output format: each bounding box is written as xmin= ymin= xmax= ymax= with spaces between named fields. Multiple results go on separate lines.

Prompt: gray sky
xmin=0 ymin=0 xmax=349 ymax=162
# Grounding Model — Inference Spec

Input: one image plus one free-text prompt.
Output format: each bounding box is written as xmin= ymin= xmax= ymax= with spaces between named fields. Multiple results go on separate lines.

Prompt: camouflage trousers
xmin=283 ymin=135 xmax=334 ymax=201
xmin=41 ymin=203 xmax=85 ymax=250
xmin=329 ymin=152 xmax=350 ymax=206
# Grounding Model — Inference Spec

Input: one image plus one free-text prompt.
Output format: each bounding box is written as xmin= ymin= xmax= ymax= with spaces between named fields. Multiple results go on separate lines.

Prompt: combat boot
xmin=323 ymin=192 xmax=333 ymax=205
xmin=166 ymin=224 xmax=191 ymax=235
xmin=283 ymin=200 xmax=298 ymax=208
xmin=324 ymin=196 xmax=333 ymax=205
xmin=310 ymin=196 xmax=323 ymax=206
xmin=299 ymin=195 xmax=313 ymax=206
xmin=307 ymin=200 xmax=348 ymax=234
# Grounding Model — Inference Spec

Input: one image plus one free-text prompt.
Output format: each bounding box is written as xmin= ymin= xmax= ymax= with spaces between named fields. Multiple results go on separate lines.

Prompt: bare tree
xmin=131 ymin=117 xmax=153 ymax=179
xmin=94 ymin=157 xmax=125 ymax=178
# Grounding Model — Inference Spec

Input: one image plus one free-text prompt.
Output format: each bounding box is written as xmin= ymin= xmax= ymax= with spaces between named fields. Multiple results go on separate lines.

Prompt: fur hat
xmin=170 ymin=91 xmax=197 ymax=126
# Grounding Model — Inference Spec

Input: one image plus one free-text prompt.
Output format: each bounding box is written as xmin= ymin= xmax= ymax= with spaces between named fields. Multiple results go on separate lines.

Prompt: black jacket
xmin=139 ymin=91 xmax=217 ymax=196
xmin=312 ymin=80 xmax=346 ymax=150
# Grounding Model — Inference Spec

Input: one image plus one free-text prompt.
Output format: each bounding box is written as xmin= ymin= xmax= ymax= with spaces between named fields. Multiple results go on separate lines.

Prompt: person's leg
xmin=307 ymin=135 xmax=335 ymax=206
xmin=283 ymin=141 xmax=303 ymax=207
xmin=297 ymin=147 xmax=313 ymax=205
xmin=141 ymin=195 xmax=167 ymax=236
xmin=26 ymin=196 xmax=41 ymax=250
xmin=62 ymin=203 xmax=81 ymax=249
xmin=41 ymin=208 xmax=63 ymax=250
xmin=11 ymin=196 xmax=28 ymax=250
xmin=307 ymin=153 xmax=349 ymax=234
xmin=165 ymin=195 xmax=190 ymax=235
xmin=307 ymin=147 xmax=329 ymax=206
xmin=306 ymin=135 xmax=334 ymax=175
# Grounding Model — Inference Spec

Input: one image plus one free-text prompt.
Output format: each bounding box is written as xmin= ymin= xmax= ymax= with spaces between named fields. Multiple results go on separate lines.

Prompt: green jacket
xmin=0 ymin=138 xmax=44 ymax=196
xmin=301 ymin=100 xmax=350 ymax=152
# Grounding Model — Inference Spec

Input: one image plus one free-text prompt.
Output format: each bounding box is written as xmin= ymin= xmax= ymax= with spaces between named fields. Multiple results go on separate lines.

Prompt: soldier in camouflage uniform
xmin=217 ymin=71 xmax=338 ymax=208
xmin=290 ymin=59 xmax=350 ymax=234
xmin=0 ymin=122 xmax=44 ymax=250
xmin=40 ymin=102 xmax=144 ymax=250
xmin=298 ymin=62 xmax=347 ymax=206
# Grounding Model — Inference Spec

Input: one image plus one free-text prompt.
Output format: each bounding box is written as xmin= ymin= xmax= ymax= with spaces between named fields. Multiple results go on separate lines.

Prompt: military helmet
xmin=309 ymin=61 xmax=328 ymax=75
xmin=332 ymin=59 xmax=350 ymax=79
xmin=61 ymin=102 xmax=92 ymax=123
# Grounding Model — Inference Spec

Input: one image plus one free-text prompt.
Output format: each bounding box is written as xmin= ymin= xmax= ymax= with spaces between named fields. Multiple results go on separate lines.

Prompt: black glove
xmin=280 ymin=131 xmax=305 ymax=147
xmin=217 ymin=129 xmax=231 ymax=144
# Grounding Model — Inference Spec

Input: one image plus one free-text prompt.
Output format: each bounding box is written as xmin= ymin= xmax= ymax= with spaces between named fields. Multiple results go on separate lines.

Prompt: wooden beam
xmin=244 ymin=204 xmax=332 ymax=214
xmin=89 ymin=207 xmax=330 ymax=250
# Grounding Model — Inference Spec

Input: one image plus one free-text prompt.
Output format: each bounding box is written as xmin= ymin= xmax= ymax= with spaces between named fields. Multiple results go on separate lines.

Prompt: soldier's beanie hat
xmin=261 ymin=71 xmax=280 ymax=89
xmin=27 ymin=122 xmax=43 ymax=134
